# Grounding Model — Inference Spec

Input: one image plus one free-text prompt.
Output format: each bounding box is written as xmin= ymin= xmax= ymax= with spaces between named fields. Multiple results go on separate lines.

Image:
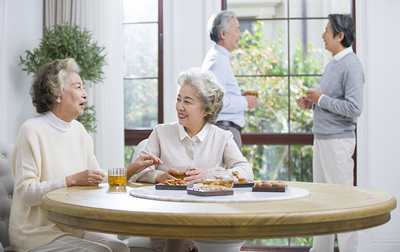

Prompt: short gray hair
xmin=177 ymin=68 xmax=225 ymax=124
xmin=207 ymin=10 xmax=236 ymax=42
xmin=30 ymin=58 xmax=80 ymax=113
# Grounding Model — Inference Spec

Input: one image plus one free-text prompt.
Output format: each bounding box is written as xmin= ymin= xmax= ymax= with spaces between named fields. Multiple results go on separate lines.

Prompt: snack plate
xmin=252 ymin=185 xmax=288 ymax=192
xmin=233 ymin=182 xmax=254 ymax=188
xmin=155 ymin=183 xmax=187 ymax=190
xmin=187 ymin=187 xmax=233 ymax=196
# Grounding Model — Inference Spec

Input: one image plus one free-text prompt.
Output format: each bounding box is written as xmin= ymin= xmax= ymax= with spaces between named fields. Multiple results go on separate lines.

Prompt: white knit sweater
xmin=9 ymin=118 xmax=101 ymax=251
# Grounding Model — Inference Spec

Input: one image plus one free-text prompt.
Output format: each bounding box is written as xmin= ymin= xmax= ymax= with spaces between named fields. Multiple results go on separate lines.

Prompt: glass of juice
xmin=108 ymin=167 xmax=127 ymax=189
xmin=243 ymin=90 xmax=259 ymax=98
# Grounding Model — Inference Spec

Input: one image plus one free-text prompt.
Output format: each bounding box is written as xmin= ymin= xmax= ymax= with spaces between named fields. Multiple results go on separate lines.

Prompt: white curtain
xmin=44 ymin=0 xmax=125 ymax=170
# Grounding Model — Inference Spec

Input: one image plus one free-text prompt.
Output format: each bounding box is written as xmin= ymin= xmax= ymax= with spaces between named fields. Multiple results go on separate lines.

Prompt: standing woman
xmin=9 ymin=58 xmax=161 ymax=252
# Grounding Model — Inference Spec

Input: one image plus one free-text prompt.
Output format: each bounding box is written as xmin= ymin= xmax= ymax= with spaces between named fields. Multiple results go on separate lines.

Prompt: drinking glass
xmin=108 ymin=167 xmax=127 ymax=189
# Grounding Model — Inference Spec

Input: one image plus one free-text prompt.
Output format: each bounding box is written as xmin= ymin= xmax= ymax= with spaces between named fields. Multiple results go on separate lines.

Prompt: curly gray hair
xmin=207 ymin=10 xmax=236 ymax=42
xmin=177 ymin=68 xmax=225 ymax=124
xmin=30 ymin=58 xmax=80 ymax=113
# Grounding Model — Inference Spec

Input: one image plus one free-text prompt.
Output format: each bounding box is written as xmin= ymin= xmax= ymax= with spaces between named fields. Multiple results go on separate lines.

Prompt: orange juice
xmin=108 ymin=175 xmax=127 ymax=188
xmin=108 ymin=167 xmax=127 ymax=188
xmin=243 ymin=90 xmax=259 ymax=98
xmin=172 ymin=172 xmax=188 ymax=180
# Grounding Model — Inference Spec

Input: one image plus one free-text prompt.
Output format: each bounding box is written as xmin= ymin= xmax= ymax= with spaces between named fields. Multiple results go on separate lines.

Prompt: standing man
xmin=297 ymin=14 xmax=364 ymax=252
xmin=202 ymin=10 xmax=258 ymax=149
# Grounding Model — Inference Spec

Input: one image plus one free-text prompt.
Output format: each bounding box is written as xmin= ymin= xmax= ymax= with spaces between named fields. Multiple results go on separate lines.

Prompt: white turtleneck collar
xmin=35 ymin=111 xmax=71 ymax=133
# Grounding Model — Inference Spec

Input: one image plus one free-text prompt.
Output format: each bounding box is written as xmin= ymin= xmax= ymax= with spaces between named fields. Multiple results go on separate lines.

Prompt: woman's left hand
xmin=126 ymin=154 xmax=163 ymax=179
xmin=184 ymin=167 xmax=206 ymax=184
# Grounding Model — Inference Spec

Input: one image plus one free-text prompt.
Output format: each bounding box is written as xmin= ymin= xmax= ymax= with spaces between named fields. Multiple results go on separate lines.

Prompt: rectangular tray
xmin=233 ymin=182 xmax=254 ymax=188
xmin=252 ymin=185 xmax=288 ymax=192
xmin=155 ymin=183 xmax=187 ymax=190
xmin=187 ymin=188 xmax=234 ymax=196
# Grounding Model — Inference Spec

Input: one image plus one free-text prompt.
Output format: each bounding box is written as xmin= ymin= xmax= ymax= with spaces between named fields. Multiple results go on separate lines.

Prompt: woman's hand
xmin=184 ymin=167 xmax=206 ymax=184
xmin=155 ymin=170 xmax=176 ymax=183
xmin=127 ymin=154 xmax=163 ymax=179
xmin=66 ymin=170 xmax=105 ymax=187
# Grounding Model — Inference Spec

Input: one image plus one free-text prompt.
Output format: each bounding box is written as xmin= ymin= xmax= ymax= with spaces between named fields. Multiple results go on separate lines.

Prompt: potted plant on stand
xmin=19 ymin=23 xmax=107 ymax=132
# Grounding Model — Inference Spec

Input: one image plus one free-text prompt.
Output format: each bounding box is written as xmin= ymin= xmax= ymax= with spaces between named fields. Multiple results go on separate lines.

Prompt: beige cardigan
xmin=130 ymin=122 xmax=254 ymax=183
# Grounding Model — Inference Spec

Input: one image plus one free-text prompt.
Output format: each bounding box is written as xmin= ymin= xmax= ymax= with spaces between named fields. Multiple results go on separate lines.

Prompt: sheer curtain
xmin=44 ymin=0 xmax=124 ymax=170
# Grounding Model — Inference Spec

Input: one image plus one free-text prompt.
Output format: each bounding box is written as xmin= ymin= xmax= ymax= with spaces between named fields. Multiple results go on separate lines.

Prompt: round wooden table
xmin=42 ymin=182 xmax=396 ymax=252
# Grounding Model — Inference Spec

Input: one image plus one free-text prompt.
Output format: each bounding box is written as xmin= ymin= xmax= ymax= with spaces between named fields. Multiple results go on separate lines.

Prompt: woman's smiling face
xmin=176 ymin=84 xmax=207 ymax=136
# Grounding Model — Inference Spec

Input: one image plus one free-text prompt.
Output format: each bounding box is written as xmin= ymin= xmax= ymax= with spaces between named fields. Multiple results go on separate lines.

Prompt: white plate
xmin=129 ymin=186 xmax=309 ymax=203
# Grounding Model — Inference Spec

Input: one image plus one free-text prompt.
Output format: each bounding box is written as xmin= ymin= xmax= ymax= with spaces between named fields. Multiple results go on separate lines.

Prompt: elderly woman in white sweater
xmin=131 ymin=67 xmax=254 ymax=252
xmin=9 ymin=58 xmax=161 ymax=252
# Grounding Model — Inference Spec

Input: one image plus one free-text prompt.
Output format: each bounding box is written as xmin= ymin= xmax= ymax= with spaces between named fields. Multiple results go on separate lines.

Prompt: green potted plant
xmin=19 ymin=23 xmax=107 ymax=132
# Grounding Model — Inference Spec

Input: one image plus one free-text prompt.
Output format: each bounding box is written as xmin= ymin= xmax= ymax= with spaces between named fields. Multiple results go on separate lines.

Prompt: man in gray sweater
xmin=297 ymin=14 xmax=364 ymax=252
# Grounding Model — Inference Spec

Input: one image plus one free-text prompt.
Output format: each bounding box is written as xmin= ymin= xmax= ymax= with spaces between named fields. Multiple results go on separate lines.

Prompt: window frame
xmin=124 ymin=0 xmax=164 ymax=146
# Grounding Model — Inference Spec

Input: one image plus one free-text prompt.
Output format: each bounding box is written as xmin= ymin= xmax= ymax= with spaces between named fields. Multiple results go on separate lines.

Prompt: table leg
xmin=192 ymin=240 xmax=245 ymax=252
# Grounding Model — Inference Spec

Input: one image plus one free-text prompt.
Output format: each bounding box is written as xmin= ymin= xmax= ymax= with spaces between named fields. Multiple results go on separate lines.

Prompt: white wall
xmin=163 ymin=0 xmax=220 ymax=123
xmin=356 ymin=0 xmax=400 ymax=251
xmin=0 ymin=0 xmax=42 ymax=143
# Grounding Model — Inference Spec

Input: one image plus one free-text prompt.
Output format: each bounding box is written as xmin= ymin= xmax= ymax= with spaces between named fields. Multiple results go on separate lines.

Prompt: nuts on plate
xmin=255 ymin=180 xmax=285 ymax=188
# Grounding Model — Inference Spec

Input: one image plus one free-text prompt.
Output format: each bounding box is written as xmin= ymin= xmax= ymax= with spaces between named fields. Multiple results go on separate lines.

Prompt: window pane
xmin=124 ymin=23 xmax=158 ymax=78
xmin=242 ymin=144 xmax=289 ymax=180
xmin=124 ymin=145 xmax=137 ymax=166
xmin=289 ymin=0 xmax=351 ymax=18
xmin=124 ymin=79 xmax=158 ymax=129
xmin=290 ymin=236 xmax=313 ymax=246
xmin=244 ymin=238 xmax=289 ymax=247
xmin=237 ymin=77 xmax=289 ymax=133
xmin=228 ymin=0 xmax=288 ymax=18
xmin=123 ymin=0 xmax=158 ymax=23
xmin=289 ymin=19 xmax=331 ymax=75
xmin=233 ymin=20 xmax=288 ymax=75
xmin=290 ymin=145 xmax=313 ymax=182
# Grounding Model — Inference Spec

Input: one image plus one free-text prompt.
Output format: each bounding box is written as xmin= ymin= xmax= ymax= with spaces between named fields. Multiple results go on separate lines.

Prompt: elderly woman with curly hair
xmin=9 ymin=58 xmax=161 ymax=252
xmin=130 ymin=67 xmax=254 ymax=252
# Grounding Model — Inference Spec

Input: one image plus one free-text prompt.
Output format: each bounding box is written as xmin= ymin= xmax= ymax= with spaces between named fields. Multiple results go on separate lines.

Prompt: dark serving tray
xmin=252 ymin=185 xmax=288 ymax=192
xmin=155 ymin=183 xmax=187 ymax=190
xmin=187 ymin=188 xmax=234 ymax=196
xmin=232 ymin=182 xmax=254 ymax=188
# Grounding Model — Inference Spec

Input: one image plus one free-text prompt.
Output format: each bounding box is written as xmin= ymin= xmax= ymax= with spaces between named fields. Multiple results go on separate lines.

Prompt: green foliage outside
xmin=19 ymin=23 xmax=107 ymax=133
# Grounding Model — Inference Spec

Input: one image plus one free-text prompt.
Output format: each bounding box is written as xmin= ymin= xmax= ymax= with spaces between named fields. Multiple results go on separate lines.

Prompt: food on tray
xmin=192 ymin=184 xmax=230 ymax=192
xmin=161 ymin=178 xmax=187 ymax=185
xmin=252 ymin=180 xmax=287 ymax=192
xmin=232 ymin=171 xmax=247 ymax=183
xmin=255 ymin=180 xmax=285 ymax=188
xmin=202 ymin=180 xmax=234 ymax=188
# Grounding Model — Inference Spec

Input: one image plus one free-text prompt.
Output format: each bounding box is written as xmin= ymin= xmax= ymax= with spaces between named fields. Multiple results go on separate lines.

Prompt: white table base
xmin=193 ymin=240 xmax=245 ymax=252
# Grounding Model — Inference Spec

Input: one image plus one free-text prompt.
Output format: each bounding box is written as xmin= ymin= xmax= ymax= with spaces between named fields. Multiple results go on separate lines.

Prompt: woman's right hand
xmin=66 ymin=170 xmax=105 ymax=187
xmin=155 ymin=170 xmax=177 ymax=183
